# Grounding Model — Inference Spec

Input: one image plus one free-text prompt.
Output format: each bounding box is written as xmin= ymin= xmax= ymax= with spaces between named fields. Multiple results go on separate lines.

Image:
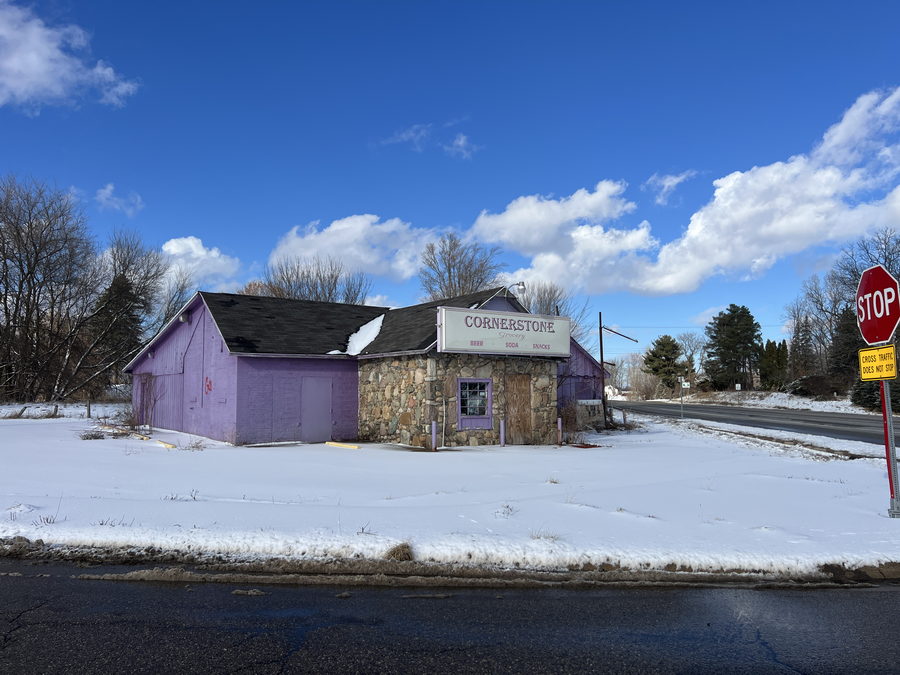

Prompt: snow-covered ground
xmin=2 ymin=402 xmax=899 ymax=577
xmin=680 ymin=391 xmax=866 ymax=414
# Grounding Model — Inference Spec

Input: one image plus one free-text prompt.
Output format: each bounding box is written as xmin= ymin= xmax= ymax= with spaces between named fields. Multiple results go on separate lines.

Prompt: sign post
xmin=856 ymin=264 xmax=900 ymax=517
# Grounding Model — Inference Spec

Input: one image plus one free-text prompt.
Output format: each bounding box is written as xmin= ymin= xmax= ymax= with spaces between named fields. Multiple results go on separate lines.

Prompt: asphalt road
xmin=3 ymin=559 xmax=900 ymax=673
xmin=611 ymin=400 xmax=894 ymax=445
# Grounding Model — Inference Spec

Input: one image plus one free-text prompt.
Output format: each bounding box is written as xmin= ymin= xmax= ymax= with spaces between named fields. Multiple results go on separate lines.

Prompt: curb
xmin=3 ymin=536 xmax=898 ymax=587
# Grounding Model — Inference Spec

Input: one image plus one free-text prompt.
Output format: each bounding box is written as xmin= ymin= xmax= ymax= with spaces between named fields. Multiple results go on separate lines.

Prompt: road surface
xmin=2 ymin=559 xmax=900 ymax=672
xmin=611 ymin=400 xmax=892 ymax=445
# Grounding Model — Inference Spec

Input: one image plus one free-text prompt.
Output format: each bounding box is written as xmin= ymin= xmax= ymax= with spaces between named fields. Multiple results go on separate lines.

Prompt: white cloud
xmin=643 ymin=170 xmax=697 ymax=205
xmin=162 ymin=236 xmax=241 ymax=289
xmin=486 ymin=87 xmax=900 ymax=296
xmin=94 ymin=183 xmax=144 ymax=218
xmin=379 ymin=123 xmax=432 ymax=152
xmin=691 ymin=306 xmax=727 ymax=326
xmin=637 ymin=87 xmax=900 ymax=294
xmin=379 ymin=120 xmax=480 ymax=159
xmin=443 ymin=133 xmax=480 ymax=159
xmin=472 ymin=180 xmax=637 ymax=257
xmin=0 ymin=0 xmax=138 ymax=110
xmin=364 ymin=294 xmax=395 ymax=308
xmin=269 ymin=214 xmax=434 ymax=281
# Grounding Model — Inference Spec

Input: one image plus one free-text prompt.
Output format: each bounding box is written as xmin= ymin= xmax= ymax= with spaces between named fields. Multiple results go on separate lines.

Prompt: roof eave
xmin=123 ymin=292 xmax=204 ymax=373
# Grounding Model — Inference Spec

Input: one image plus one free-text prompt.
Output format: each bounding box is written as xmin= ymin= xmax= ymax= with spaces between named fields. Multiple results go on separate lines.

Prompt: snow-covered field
xmin=682 ymin=391 xmax=866 ymax=414
xmin=2 ymin=402 xmax=899 ymax=577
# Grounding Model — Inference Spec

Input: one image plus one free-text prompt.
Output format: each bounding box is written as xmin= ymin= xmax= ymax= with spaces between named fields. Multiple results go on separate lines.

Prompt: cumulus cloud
xmin=0 ymin=0 xmax=138 ymax=110
xmin=486 ymin=87 xmax=900 ymax=296
xmin=162 ymin=236 xmax=241 ymax=289
xmin=94 ymin=183 xmax=144 ymax=218
xmin=636 ymin=88 xmax=900 ymax=294
xmin=643 ymin=170 xmax=697 ymax=205
xmin=472 ymin=180 xmax=637 ymax=257
xmin=269 ymin=215 xmax=434 ymax=281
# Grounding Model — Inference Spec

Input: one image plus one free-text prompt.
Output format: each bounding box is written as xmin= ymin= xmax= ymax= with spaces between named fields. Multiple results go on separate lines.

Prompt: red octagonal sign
xmin=857 ymin=264 xmax=900 ymax=345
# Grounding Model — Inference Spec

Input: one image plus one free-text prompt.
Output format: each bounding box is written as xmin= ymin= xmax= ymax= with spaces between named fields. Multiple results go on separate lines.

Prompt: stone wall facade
xmin=357 ymin=352 xmax=558 ymax=448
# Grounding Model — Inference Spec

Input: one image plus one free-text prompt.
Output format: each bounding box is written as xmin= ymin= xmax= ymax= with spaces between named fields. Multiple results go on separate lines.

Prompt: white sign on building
xmin=437 ymin=306 xmax=571 ymax=357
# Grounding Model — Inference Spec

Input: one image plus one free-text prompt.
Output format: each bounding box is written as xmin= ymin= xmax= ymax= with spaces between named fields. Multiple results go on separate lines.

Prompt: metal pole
xmin=881 ymin=380 xmax=900 ymax=517
xmin=680 ymin=380 xmax=684 ymax=419
xmin=599 ymin=312 xmax=609 ymax=429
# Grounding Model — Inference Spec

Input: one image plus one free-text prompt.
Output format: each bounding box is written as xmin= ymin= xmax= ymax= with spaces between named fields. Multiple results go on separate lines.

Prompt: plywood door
xmin=300 ymin=376 xmax=333 ymax=442
xmin=506 ymin=374 xmax=532 ymax=445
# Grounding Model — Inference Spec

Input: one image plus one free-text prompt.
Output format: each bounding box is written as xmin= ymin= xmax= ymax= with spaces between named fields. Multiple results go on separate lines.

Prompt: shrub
xmin=785 ymin=375 xmax=844 ymax=398
xmin=850 ymin=380 xmax=900 ymax=412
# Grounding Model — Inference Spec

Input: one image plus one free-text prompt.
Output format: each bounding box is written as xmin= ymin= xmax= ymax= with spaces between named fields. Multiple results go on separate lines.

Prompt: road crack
xmin=1 ymin=599 xmax=50 ymax=651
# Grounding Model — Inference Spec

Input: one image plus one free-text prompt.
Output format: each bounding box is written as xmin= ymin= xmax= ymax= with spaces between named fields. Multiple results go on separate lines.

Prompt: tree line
xmin=633 ymin=228 xmax=897 ymax=407
xmin=0 ymin=176 xmax=191 ymax=402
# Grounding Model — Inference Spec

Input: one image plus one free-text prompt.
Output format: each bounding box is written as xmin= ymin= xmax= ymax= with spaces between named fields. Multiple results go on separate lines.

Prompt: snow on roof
xmin=329 ymin=314 xmax=385 ymax=355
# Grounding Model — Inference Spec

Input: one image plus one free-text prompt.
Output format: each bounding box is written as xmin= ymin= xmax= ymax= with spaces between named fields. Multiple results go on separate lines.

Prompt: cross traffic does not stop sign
xmin=857 ymin=264 xmax=900 ymax=345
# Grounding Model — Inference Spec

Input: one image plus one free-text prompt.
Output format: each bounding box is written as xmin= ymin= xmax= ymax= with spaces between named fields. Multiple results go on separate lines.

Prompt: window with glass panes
xmin=458 ymin=378 xmax=491 ymax=429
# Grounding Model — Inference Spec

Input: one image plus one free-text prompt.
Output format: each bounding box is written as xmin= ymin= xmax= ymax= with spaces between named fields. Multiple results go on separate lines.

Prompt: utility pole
xmin=599 ymin=313 xmax=638 ymax=428
xmin=599 ymin=312 xmax=608 ymax=427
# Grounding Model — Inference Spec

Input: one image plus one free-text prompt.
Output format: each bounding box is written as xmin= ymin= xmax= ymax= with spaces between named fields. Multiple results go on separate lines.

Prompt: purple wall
xmin=481 ymin=296 xmax=519 ymax=311
xmin=132 ymin=296 xmax=361 ymax=445
xmin=557 ymin=339 xmax=604 ymax=408
xmin=234 ymin=357 xmax=359 ymax=445
xmin=131 ymin=298 xmax=239 ymax=442
xmin=480 ymin=294 xmax=602 ymax=408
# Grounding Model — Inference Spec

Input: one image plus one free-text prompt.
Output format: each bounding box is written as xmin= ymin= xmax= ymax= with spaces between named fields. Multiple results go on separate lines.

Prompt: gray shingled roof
xmin=189 ymin=288 xmax=528 ymax=357
xmin=360 ymin=287 xmax=526 ymax=355
xmin=200 ymin=292 xmax=388 ymax=355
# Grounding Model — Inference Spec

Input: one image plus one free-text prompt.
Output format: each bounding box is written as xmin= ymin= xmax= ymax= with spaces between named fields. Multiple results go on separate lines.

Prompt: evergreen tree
xmin=759 ymin=339 xmax=790 ymax=390
xmin=789 ymin=316 xmax=816 ymax=379
xmin=80 ymin=274 xmax=143 ymax=396
xmin=777 ymin=340 xmax=789 ymax=383
xmin=829 ymin=306 xmax=866 ymax=391
xmin=704 ymin=304 xmax=762 ymax=390
xmin=642 ymin=335 xmax=685 ymax=390
xmin=851 ymin=380 xmax=900 ymax=412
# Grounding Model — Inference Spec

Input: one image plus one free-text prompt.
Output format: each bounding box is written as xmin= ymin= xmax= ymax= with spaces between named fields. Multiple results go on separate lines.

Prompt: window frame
xmin=457 ymin=378 xmax=492 ymax=430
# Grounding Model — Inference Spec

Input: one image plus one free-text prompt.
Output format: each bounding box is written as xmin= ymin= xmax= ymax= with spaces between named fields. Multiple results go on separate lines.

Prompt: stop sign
xmin=857 ymin=264 xmax=900 ymax=345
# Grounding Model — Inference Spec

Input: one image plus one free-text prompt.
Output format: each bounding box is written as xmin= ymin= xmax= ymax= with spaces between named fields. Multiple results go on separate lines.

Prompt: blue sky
xmin=2 ymin=1 xmax=899 ymax=360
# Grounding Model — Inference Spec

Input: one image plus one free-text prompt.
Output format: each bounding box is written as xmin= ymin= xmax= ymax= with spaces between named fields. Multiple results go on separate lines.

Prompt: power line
xmin=612 ymin=324 xmax=786 ymax=329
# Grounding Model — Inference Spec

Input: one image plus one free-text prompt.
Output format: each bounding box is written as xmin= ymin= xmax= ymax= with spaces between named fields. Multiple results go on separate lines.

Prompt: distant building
xmin=125 ymin=287 xmax=604 ymax=447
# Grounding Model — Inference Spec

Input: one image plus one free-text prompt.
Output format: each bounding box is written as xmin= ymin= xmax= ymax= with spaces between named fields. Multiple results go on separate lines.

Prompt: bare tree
xmin=518 ymin=280 xmax=591 ymax=345
xmin=797 ymin=271 xmax=846 ymax=372
xmin=833 ymin=227 xmax=900 ymax=297
xmin=246 ymin=255 xmax=372 ymax=304
xmin=0 ymin=177 xmax=185 ymax=401
xmin=236 ymin=279 xmax=269 ymax=296
xmin=676 ymin=331 xmax=706 ymax=378
xmin=0 ymin=176 xmax=96 ymax=400
xmin=419 ymin=233 xmax=504 ymax=300
xmin=152 ymin=265 xmax=195 ymax=331
xmin=106 ymin=230 xmax=168 ymax=312
xmin=606 ymin=357 xmax=629 ymax=393
xmin=623 ymin=352 xmax=660 ymax=400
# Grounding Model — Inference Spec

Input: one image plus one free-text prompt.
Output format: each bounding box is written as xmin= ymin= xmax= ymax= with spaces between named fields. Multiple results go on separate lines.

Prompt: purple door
xmin=300 ymin=376 xmax=333 ymax=442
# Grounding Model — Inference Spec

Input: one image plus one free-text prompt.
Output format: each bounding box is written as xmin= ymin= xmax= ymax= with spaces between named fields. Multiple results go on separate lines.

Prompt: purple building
xmin=126 ymin=287 xmax=605 ymax=446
